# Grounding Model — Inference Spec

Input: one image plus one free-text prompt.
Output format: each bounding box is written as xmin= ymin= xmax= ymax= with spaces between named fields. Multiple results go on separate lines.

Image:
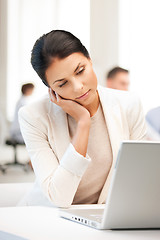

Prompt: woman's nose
xmin=72 ymin=78 xmax=84 ymax=92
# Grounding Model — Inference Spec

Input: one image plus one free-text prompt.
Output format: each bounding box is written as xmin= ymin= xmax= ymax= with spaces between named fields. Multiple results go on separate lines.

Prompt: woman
xmin=18 ymin=30 xmax=147 ymax=207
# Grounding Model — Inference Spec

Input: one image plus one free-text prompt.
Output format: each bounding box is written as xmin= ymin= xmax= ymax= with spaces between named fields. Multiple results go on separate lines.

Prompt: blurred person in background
xmin=106 ymin=67 xmax=130 ymax=91
xmin=106 ymin=67 xmax=159 ymax=141
xmin=10 ymin=83 xmax=35 ymax=144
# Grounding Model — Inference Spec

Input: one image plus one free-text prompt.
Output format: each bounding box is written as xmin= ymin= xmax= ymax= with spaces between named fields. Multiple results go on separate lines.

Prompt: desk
xmin=0 ymin=206 xmax=160 ymax=240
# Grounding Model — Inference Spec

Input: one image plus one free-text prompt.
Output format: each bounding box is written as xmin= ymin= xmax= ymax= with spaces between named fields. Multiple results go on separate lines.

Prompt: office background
xmin=1 ymin=0 xmax=160 ymax=123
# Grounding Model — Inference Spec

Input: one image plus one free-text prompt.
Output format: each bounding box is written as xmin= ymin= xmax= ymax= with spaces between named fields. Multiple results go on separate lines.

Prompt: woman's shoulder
xmin=18 ymin=94 xmax=63 ymax=125
xmin=98 ymin=85 xmax=140 ymax=107
xmin=98 ymin=84 xmax=137 ymax=97
xmin=19 ymin=95 xmax=50 ymax=117
xmin=18 ymin=94 xmax=64 ymax=126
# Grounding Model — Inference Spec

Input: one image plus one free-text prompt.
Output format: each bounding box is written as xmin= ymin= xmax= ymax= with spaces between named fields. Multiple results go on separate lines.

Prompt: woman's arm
xmin=18 ymin=94 xmax=92 ymax=208
xmin=71 ymin=120 xmax=91 ymax=157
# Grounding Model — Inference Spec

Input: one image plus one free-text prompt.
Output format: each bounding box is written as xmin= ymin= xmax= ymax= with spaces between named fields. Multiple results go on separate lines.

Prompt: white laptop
xmin=59 ymin=141 xmax=160 ymax=229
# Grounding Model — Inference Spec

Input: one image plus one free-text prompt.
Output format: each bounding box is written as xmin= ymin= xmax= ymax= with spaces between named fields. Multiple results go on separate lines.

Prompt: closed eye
xmin=59 ymin=81 xmax=67 ymax=88
xmin=76 ymin=67 xmax=85 ymax=75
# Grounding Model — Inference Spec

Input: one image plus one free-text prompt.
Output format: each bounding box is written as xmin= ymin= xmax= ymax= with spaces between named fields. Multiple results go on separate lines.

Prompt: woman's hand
xmin=48 ymin=88 xmax=90 ymax=124
xmin=49 ymin=88 xmax=91 ymax=157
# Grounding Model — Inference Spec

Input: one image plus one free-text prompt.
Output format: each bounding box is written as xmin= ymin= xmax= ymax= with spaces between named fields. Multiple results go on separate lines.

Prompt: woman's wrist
xmin=77 ymin=117 xmax=91 ymax=129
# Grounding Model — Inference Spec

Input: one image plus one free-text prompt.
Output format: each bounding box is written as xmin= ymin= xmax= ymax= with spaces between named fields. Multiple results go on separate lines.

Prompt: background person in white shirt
xmin=10 ymin=83 xmax=34 ymax=144
xmin=145 ymin=107 xmax=160 ymax=140
xmin=18 ymin=30 xmax=147 ymax=207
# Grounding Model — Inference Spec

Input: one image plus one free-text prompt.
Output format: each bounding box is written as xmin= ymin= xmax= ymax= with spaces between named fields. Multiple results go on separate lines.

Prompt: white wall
xmin=0 ymin=0 xmax=8 ymax=117
xmin=119 ymin=0 xmax=160 ymax=114
xmin=90 ymin=0 xmax=119 ymax=86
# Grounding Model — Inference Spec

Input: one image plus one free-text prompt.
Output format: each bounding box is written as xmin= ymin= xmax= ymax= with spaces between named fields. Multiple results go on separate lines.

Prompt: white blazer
xmin=18 ymin=85 xmax=147 ymax=207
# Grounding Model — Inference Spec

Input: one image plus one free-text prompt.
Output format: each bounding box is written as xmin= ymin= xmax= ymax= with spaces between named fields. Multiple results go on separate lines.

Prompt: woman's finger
xmin=55 ymin=92 xmax=59 ymax=102
xmin=48 ymin=88 xmax=56 ymax=102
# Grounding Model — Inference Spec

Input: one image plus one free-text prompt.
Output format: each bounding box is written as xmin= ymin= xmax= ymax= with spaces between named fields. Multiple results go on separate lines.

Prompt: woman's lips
xmin=76 ymin=90 xmax=90 ymax=100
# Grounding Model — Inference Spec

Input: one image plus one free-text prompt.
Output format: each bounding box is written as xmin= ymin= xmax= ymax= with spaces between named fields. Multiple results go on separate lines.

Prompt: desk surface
xmin=0 ymin=206 xmax=160 ymax=240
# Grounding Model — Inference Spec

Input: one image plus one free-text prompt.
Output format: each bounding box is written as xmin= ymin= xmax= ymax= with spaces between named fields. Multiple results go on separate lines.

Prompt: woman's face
xmin=45 ymin=52 xmax=98 ymax=108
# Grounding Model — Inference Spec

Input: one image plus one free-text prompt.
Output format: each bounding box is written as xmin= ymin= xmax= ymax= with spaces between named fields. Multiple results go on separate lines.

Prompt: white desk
xmin=0 ymin=206 xmax=160 ymax=240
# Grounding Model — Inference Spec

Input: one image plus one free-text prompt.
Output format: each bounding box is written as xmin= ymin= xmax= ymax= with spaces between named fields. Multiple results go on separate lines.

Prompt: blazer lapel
xmin=98 ymin=86 xmax=124 ymax=161
xmin=47 ymin=101 xmax=70 ymax=161
xmin=97 ymin=86 xmax=124 ymax=203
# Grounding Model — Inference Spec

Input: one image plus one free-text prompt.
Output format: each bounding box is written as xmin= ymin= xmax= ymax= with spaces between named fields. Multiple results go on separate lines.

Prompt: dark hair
xmin=31 ymin=30 xmax=90 ymax=87
xmin=107 ymin=67 xmax=129 ymax=79
xmin=21 ymin=83 xmax=34 ymax=95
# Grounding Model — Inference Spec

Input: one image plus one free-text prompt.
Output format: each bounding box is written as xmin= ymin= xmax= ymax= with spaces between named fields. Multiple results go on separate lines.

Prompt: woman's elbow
xmin=48 ymin=195 xmax=73 ymax=208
